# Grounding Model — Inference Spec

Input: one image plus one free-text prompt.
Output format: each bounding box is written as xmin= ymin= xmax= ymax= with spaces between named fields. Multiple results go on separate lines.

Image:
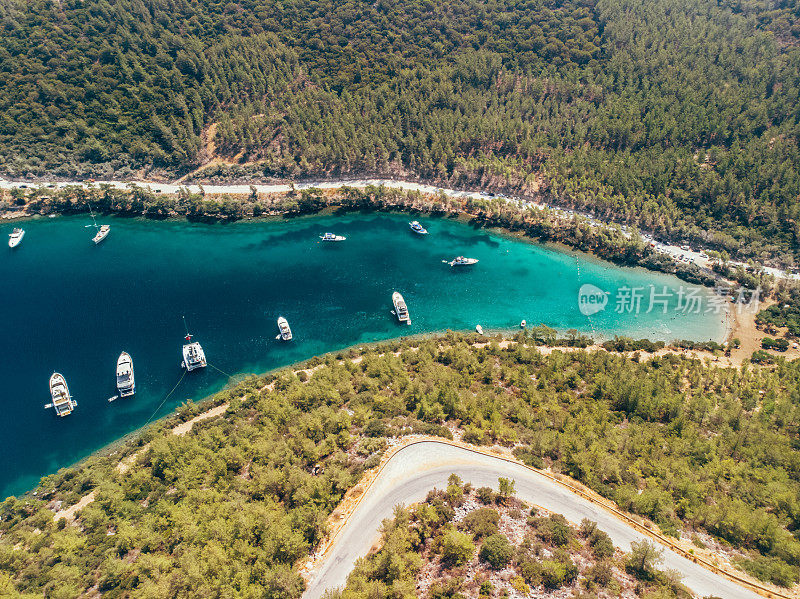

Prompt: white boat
xmin=8 ymin=228 xmax=24 ymax=248
xmin=47 ymin=373 xmax=76 ymax=417
xmin=445 ymin=256 xmax=479 ymax=267
xmin=320 ymin=232 xmax=346 ymax=242
xmin=276 ymin=316 xmax=293 ymax=341
xmin=409 ymin=221 xmax=428 ymax=235
xmin=392 ymin=291 xmax=411 ymax=325
xmin=520 ymin=320 xmax=527 ymax=328
xmin=182 ymin=342 xmax=207 ymax=371
xmin=476 ymin=325 xmax=484 ymax=335
xmin=116 ymin=352 xmax=135 ymax=397
xmin=93 ymin=224 xmax=110 ymax=244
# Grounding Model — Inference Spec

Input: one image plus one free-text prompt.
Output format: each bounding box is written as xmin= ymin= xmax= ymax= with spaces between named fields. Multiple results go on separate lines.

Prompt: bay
xmin=0 ymin=212 xmax=725 ymax=498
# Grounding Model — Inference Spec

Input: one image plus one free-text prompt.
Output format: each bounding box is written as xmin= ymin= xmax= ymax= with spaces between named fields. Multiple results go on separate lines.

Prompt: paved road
xmin=304 ymin=441 xmax=761 ymax=599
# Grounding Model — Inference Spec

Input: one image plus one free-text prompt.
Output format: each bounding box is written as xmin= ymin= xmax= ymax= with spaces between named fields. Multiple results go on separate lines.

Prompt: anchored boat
xmin=88 ymin=203 xmax=110 ymax=244
xmin=444 ymin=256 xmax=479 ymax=267
xmin=276 ymin=316 xmax=293 ymax=341
xmin=46 ymin=373 xmax=77 ymax=417
xmin=93 ymin=224 xmax=110 ymax=244
xmin=409 ymin=221 xmax=428 ymax=235
xmin=392 ymin=291 xmax=411 ymax=325
xmin=320 ymin=232 xmax=346 ymax=242
xmin=182 ymin=342 xmax=207 ymax=371
xmin=8 ymin=228 xmax=24 ymax=248
xmin=475 ymin=325 xmax=484 ymax=335
xmin=116 ymin=351 xmax=135 ymax=397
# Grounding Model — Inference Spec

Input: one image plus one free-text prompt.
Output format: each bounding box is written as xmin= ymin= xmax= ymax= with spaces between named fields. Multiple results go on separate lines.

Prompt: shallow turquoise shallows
xmin=0 ymin=212 xmax=725 ymax=498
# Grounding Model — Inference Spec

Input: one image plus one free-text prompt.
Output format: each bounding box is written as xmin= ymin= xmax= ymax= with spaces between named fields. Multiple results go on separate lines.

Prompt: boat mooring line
xmin=207 ymin=363 xmax=256 ymax=382
xmin=143 ymin=370 xmax=187 ymax=426
xmin=208 ymin=363 xmax=235 ymax=378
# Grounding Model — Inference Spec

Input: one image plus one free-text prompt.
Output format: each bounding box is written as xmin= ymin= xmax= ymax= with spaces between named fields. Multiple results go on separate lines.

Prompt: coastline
xmin=29 ymin=317 xmax=755 ymax=503
xmin=1 ymin=181 xmax=738 ymax=294
xmin=33 ymin=332 xmax=797 ymax=599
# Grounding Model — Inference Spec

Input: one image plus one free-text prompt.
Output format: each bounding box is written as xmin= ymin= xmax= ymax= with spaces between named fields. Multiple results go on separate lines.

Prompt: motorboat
xmin=116 ymin=351 xmax=135 ymax=397
xmin=320 ymin=232 xmax=346 ymax=242
xmin=476 ymin=325 xmax=484 ymax=335
xmin=47 ymin=373 xmax=76 ymax=417
xmin=276 ymin=316 xmax=293 ymax=341
xmin=392 ymin=291 xmax=411 ymax=325
xmin=182 ymin=342 xmax=207 ymax=371
xmin=409 ymin=221 xmax=428 ymax=235
xmin=8 ymin=228 xmax=24 ymax=248
xmin=520 ymin=320 xmax=527 ymax=328
xmin=93 ymin=224 xmax=110 ymax=244
xmin=445 ymin=256 xmax=479 ymax=267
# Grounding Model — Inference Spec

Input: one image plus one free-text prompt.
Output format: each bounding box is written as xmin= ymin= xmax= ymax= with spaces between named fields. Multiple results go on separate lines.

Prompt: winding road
xmin=303 ymin=441 xmax=762 ymax=599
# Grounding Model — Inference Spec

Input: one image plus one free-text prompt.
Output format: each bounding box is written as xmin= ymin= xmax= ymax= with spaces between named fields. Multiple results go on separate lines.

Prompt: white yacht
xmin=182 ymin=342 xmax=207 ymax=371
xmin=320 ymin=232 xmax=346 ymax=242
xmin=409 ymin=221 xmax=428 ymax=235
xmin=392 ymin=291 xmax=411 ymax=325
xmin=445 ymin=256 xmax=479 ymax=267
xmin=93 ymin=224 xmax=110 ymax=244
xmin=47 ymin=373 xmax=76 ymax=417
xmin=475 ymin=325 xmax=484 ymax=335
xmin=8 ymin=228 xmax=24 ymax=248
xmin=116 ymin=352 xmax=135 ymax=397
xmin=276 ymin=316 xmax=293 ymax=341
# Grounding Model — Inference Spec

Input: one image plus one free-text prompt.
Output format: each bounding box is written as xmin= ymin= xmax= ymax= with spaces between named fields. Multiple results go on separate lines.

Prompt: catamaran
xmin=116 ymin=352 xmax=135 ymax=397
xmin=444 ymin=256 xmax=479 ymax=267
xmin=182 ymin=342 xmax=207 ymax=371
xmin=8 ymin=228 xmax=24 ymax=248
xmin=409 ymin=221 xmax=428 ymax=235
xmin=392 ymin=291 xmax=411 ymax=325
xmin=320 ymin=232 xmax=346 ymax=242
xmin=46 ymin=372 xmax=77 ymax=417
xmin=276 ymin=316 xmax=293 ymax=341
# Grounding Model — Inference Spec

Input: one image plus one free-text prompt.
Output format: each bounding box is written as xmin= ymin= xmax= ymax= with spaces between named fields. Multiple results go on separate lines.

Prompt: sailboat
xmin=87 ymin=203 xmax=110 ymax=244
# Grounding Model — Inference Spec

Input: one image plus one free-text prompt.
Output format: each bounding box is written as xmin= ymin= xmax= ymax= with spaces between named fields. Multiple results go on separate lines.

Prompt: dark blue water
xmin=0 ymin=213 xmax=723 ymax=498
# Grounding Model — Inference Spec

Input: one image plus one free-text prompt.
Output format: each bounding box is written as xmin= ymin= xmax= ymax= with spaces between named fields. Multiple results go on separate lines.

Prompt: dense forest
xmin=335 ymin=482 xmax=691 ymax=598
xmin=3 ymin=334 xmax=800 ymax=596
xmin=1 ymin=0 xmax=800 ymax=262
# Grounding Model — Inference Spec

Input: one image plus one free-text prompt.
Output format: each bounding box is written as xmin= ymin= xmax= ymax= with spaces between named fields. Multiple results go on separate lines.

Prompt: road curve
xmin=303 ymin=441 xmax=761 ymax=599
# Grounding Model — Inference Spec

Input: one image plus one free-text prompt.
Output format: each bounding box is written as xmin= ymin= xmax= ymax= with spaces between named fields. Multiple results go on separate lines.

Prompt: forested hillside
xmin=1 ymin=0 xmax=800 ymax=256
xmin=4 ymin=334 xmax=800 ymax=595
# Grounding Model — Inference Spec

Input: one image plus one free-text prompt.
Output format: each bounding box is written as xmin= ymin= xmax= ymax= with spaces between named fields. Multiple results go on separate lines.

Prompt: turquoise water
xmin=0 ymin=212 xmax=724 ymax=498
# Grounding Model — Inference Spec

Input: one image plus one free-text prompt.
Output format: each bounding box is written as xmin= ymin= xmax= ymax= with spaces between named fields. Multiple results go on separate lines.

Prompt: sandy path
xmin=56 ymin=403 xmax=231 ymax=521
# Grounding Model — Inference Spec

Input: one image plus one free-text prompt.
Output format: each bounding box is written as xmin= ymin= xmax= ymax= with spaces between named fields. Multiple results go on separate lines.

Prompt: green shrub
xmin=462 ymin=508 xmax=500 ymax=538
xmin=479 ymin=534 xmax=514 ymax=569
xmin=735 ymin=555 xmax=800 ymax=587
xmin=476 ymin=487 xmax=495 ymax=505
xmin=441 ymin=530 xmax=475 ymax=567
